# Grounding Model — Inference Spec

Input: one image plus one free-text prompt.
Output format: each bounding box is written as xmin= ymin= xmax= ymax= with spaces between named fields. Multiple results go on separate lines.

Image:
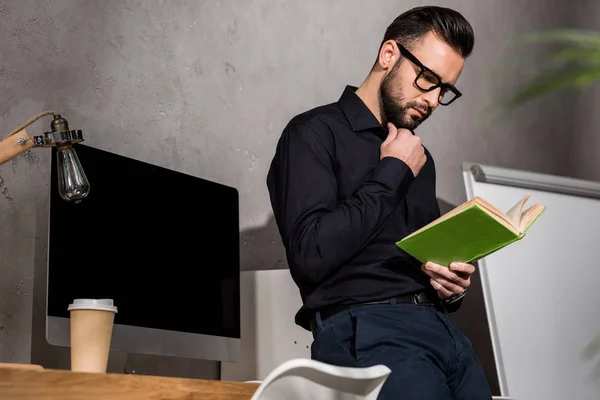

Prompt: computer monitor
xmin=45 ymin=144 xmax=241 ymax=362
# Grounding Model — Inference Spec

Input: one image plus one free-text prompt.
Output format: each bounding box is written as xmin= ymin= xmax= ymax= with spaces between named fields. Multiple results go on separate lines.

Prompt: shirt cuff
xmin=371 ymin=156 xmax=416 ymax=195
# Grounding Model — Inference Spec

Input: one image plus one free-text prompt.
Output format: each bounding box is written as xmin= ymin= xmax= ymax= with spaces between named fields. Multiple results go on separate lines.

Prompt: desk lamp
xmin=0 ymin=111 xmax=90 ymax=202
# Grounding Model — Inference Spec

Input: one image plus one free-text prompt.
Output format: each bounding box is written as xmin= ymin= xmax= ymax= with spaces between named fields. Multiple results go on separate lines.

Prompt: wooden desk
xmin=0 ymin=364 xmax=515 ymax=399
xmin=0 ymin=365 xmax=259 ymax=400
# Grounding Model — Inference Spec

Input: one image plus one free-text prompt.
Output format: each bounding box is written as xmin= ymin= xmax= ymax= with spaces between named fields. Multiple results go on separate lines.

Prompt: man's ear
xmin=377 ymin=40 xmax=398 ymax=71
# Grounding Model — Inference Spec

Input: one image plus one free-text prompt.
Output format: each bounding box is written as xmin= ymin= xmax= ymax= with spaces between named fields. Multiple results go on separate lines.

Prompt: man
xmin=266 ymin=5 xmax=491 ymax=399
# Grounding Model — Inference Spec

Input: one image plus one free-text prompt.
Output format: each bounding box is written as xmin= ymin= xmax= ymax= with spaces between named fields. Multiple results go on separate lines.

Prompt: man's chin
xmin=393 ymin=117 xmax=421 ymax=131
xmin=407 ymin=114 xmax=428 ymax=130
xmin=384 ymin=108 xmax=423 ymax=130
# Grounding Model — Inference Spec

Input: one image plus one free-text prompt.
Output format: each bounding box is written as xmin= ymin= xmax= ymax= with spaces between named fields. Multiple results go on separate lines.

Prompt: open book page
xmin=503 ymin=193 xmax=546 ymax=233
xmin=505 ymin=193 xmax=532 ymax=227
xmin=519 ymin=203 xmax=546 ymax=232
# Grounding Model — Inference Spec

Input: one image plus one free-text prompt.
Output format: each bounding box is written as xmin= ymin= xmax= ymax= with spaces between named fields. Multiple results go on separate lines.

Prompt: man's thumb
xmin=383 ymin=122 xmax=398 ymax=144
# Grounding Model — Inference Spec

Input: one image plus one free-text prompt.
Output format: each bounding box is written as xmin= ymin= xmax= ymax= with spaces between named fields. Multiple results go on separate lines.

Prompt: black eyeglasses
xmin=396 ymin=42 xmax=462 ymax=106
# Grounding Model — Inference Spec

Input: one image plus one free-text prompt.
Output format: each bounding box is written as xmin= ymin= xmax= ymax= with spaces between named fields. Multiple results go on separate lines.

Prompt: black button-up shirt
xmin=267 ymin=85 xmax=443 ymax=330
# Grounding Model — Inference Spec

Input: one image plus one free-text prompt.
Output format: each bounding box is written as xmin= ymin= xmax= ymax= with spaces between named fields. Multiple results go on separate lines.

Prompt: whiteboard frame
xmin=463 ymin=162 xmax=600 ymax=200
xmin=461 ymin=162 xmax=600 ymax=396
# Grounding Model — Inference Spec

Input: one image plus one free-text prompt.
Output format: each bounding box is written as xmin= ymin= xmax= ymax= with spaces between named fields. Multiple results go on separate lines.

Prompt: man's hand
xmin=380 ymin=122 xmax=426 ymax=177
xmin=421 ymin=261 xmax=475 ymax=299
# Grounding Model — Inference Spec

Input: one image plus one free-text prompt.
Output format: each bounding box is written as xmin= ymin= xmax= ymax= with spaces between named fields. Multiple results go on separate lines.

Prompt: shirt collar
xmin=338 ymin=85 xmax=383 ymax=133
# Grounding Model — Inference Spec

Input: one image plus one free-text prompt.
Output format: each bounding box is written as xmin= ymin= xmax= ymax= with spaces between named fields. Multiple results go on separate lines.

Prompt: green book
xmin=396 ymin=193 xmax=546 ymax=266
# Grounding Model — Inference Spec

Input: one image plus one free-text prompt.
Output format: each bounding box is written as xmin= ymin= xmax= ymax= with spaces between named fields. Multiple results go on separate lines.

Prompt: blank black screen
xmin=47 ymin=144 xmax=240 ymax=339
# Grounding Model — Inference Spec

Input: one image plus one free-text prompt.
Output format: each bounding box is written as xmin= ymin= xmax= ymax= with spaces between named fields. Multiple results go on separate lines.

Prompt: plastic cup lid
xmin=67 ymin=299 xmax=118 ymax=313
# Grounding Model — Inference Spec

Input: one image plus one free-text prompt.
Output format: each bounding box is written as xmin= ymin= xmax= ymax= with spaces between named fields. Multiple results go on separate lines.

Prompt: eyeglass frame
xmin=395 ymin=42 xmax=462 ymax=106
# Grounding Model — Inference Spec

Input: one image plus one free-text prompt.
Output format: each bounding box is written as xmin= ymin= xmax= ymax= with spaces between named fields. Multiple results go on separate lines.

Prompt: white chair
xmin=249 ymin=358 xmax=392 ymax=400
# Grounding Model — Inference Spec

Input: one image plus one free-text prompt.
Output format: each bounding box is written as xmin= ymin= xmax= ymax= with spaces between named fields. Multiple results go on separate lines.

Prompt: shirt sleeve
xmin=266 ymin=121 xmax=415 ymax=286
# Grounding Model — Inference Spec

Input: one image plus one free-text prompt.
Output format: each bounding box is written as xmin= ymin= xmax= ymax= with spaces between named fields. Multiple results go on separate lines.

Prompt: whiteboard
xmin=463 ymin=163 xmax=600 ymax=400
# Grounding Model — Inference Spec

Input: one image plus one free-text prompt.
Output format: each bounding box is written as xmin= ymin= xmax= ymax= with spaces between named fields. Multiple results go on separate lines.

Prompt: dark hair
xmin=379 ymin=6 xmax=474 ymax=59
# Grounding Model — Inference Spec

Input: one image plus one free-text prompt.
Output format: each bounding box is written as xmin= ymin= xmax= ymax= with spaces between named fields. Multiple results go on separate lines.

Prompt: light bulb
xmin=56 ymin=146 xmax=90 ymax=203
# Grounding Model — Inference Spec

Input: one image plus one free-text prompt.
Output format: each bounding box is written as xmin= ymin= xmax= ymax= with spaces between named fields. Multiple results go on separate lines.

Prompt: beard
xmin=380 ymin=64 xmax=431 ymax=131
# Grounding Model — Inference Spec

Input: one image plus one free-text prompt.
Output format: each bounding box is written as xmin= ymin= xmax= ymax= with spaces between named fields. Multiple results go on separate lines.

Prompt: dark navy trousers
xmin=310 ymin=301 xmax=492 ymax=399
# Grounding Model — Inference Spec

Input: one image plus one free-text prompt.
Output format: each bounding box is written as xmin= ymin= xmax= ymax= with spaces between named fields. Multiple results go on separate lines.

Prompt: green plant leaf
xmin=583 ymin=334 xmax=600 ymax=362
xmin=500 ymin=66 xmax=600 ymax=107
xmin=549 ymin=48 xmax=600 ymax=65
xmin=582 ymin=334 xmax=600 ymax=381
xmin=521 ymin=29 xmax=600 ymax=47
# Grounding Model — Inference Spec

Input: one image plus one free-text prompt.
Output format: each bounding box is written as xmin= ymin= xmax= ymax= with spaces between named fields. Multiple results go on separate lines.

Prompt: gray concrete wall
xmin=0 ymin=0 xmax=589 ymax=384
xmin=572 ymin=0 xmax=600 ymax=181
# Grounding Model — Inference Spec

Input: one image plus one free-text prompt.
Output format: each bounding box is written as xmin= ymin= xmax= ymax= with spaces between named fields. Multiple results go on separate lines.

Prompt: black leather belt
xmin=309 ymin=292 xmax=441 ymax=333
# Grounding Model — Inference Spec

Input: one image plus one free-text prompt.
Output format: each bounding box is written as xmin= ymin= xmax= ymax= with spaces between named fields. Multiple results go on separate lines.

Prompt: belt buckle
xmin=412 ymin=293 xmax=420 ymax=305
xmin=413 ymin=292 xmax=429 ymax=305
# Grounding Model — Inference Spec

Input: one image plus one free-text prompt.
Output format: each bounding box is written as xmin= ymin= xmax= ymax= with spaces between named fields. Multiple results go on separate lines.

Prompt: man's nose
xmin=422 ymin=87 xmax=441 ymax=110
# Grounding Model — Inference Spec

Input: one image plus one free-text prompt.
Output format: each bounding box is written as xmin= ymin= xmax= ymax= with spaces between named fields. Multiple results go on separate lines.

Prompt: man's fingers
xmin=430 ymin=279 xmax=454 ymax=299
xmin=423 ymin=262 xmax=469 ymax=287
xmin=422 ymin=262 xmax=472 ymax=296
xmin=383 ymin=122 xmax=398 ymax=144
xmin=429 ymin=276 xmax=464 ymax=295
xmin=450 ymin=262 xmax=476 ymax=275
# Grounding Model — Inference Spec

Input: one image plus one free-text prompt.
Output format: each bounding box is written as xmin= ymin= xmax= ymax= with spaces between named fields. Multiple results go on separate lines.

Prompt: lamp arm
xmin=0 ymin=129 xmax=36 ymax=165
xmin=6 ymin=110 xmax=59 ymax=138
xmin=0 ymin=110 xmax=82 ymax=166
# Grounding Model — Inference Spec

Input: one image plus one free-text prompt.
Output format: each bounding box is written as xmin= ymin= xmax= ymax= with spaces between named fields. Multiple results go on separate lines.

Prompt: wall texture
xmin=572 ymin=0 xmax=600 ymax=181
xmin=0 ymin=0 xmax=590 ymax=385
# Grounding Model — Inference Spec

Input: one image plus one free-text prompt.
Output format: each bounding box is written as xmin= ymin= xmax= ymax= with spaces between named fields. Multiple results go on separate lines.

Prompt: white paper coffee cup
xmin=68 ymin=298 xmax=118 ymax=373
